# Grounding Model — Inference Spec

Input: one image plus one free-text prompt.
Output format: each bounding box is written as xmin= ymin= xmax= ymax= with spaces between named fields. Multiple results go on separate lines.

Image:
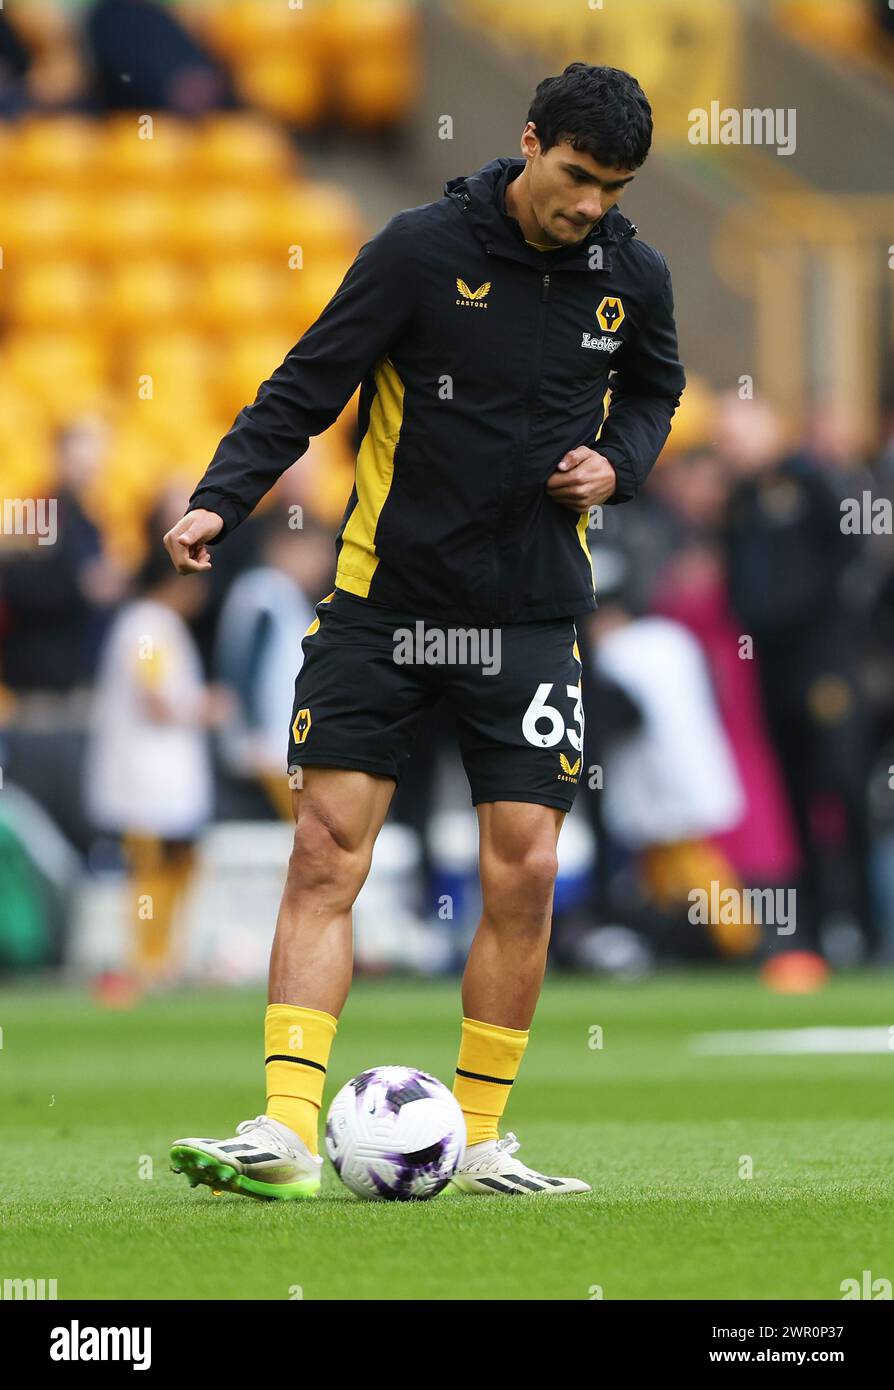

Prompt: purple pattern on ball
xmin=383 ymin=1077 xmax=430 ymax=1114
xmin=324 ymin=1118 xmax=344 ymax=1174
xmin=374 ymin=1135 xmax=454 ymax=1200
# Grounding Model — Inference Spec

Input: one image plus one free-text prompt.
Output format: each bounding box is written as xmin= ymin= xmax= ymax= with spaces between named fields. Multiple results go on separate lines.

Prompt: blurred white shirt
xmin=214 ymin=567 xmax=315 ymax=774
xmin=86 ymin=599 xmax=213 ymax=838
xmin=595 ymin=616 xmax=745 ymax=847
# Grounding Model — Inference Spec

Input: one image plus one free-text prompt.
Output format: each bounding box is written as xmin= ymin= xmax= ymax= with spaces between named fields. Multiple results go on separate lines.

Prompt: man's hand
xmin=163 ymin=509 xmax=224 ymax=574
xmin=545 ymin=446 xmax=617 ymax=513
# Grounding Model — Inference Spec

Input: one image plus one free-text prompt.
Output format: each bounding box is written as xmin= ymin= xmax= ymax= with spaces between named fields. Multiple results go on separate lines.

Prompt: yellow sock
xmin=264 ymin=1004 xmax=338 ymax=1156
xmin=453 ymin=1016 xmax=529 ymax=1146
xmin=126 ymin=835 xmax=194 ymax=985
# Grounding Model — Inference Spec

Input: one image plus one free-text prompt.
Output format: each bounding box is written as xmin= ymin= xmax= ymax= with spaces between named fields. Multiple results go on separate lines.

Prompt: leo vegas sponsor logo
xmin=581 ymin=332 xmax=622 ymax=352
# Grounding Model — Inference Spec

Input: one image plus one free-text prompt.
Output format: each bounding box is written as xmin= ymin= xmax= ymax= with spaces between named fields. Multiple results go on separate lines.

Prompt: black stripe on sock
xmin=265 ymin=1054 xmax=327 ymax=1073
xmin=455 ymin=1067 xmax=514 ymax=1085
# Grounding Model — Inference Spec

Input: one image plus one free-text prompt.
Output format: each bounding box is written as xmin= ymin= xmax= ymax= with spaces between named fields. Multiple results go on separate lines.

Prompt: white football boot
xmin=451 ymin=1132 xmax=590 ymax=1196
xmin=170 ymin=1115 xmax=322 ymax=1200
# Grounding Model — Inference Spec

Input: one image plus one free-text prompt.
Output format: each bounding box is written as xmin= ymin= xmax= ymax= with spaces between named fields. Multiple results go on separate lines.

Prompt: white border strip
xmin=691 ymin=1027 xmax=894 ymax=1055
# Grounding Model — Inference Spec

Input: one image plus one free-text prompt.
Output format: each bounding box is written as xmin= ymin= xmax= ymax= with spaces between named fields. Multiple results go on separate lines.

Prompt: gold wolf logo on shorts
xmin=292 ymin=707 xmax=312 ymax=744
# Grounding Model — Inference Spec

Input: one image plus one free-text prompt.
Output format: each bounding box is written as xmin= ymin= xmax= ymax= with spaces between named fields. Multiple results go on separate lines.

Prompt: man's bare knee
xmin=482 ymin=844 xmax=559 ymax=926
xmin=286 ymin=807 xmax=371 ymax=904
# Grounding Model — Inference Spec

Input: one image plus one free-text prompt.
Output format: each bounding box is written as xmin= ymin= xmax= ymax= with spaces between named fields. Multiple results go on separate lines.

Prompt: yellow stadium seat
xmin=235 ymin=53 xmax=328 ymax=127
xmin=0 ymin=382 xmax=54 ymax=497
xmin=102 ymin=415 xmax=201 ymax=500
xmin=97 ymin=426 xmax=172 ymax=561
xmin=176 ymin=418 xmax=236 ymax=476
xmin=88 ymin=190 xmax=181 ymax=260
xmin=196 ymin=260 xmax=296 ymax=331
xmin=176 ymin=188 xmax=277 ymax=257
xmin=0 ymin=125 xmax=18 ymax=187
xmin=303 ymin=431 xmax=357 ymax=529
xmin=212 ymin=329 xmax=297 ymax=419
xmin=321 ymin=0 xmax=419 ymax=55
xmin=335 ymin=55 xmax=418 ymax=128
xmin=282 ymin=260 xmax=351 ymax=328
xmin=6 ymin=261 xmax=98 ymax=328
xmin=202 ymin=0 xmax=313 ymax=58
xmin=774 ymin=1 xmax=872 ymax=55
xmin=0 ymin=437 xmax=54 ymax=503
xmin=2 ymin=332 xmax=109 ymax=424
xmin=259 ymin=184 xmax=364 ymax=264
xmin=104 ymin=259 xmax=194 ymax=330
xmin=193 ymin=114 xmax=299 ymax=185
xmin=1 ymin=191 xmax=91 ymax=256
xmin=120 ymin=331 xmax=212 ymax=410
xmin=657 ymin=372 xmax=715 ymax=456
xmin=98 ymin=409 xmax=233 ymax=560
xmin=8 ymin=117 xmax=99 ymax=186
xmin=108 ymin=413 xmax=232 ymax=503
xmin=97 ymin=115 xmax=196 ymax=186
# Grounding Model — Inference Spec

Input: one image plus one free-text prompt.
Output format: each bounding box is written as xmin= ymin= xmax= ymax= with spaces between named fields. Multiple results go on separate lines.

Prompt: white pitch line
xmin=690 ymin=1027 xmax=894 ymax=1055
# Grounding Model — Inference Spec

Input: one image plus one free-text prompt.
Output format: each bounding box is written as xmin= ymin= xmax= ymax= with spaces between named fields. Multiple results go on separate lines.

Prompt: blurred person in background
xmin=215 ymin=513 xmax=334 ymax=821
xmin=0 ymin=5 xmax=87 ymax=115
xmin=716 ymin=392 xmax=873 ymax=964
xmin=587 ymin=593 xmax=755 ymax=961
xmin=85 ymin=488 xmax=231 ymax=995
xmin=0 ymin=12 xmax=31 ymax=117
xmin=872 ymin=0 xmax=894 ymax=41
xmin=855 ymin=389 xmax=894 ymax=959
xmin=0 ymin=416 xmax=126 ymax=697
xmin=650 ymin=450 xmax=802 ymax=948
xmin=85 ymin=0 xmax=236 ymax=114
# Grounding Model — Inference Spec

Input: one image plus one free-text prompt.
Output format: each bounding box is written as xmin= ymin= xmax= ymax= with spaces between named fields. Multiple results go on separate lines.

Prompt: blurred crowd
xmin=0 ymin=0 xmax=237 ymax=120
xmin=0 ymin=0 xmax=417 ymax=128
xmin=3 ymin=390 xmax=894 ymax=981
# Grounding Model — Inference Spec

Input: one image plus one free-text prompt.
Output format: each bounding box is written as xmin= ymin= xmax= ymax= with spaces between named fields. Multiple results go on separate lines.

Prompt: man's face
xmin=523 ymin=128 xmax=637 ymax=245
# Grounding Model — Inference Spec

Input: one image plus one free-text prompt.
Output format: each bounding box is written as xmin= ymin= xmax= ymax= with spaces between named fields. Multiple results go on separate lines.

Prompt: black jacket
xmin=189 ymin=157 xmax=685 ymax=622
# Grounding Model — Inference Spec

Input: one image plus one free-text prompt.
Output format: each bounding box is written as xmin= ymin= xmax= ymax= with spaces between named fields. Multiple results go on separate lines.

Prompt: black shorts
xmin=286 ymin=589 xmax=586 ymax=813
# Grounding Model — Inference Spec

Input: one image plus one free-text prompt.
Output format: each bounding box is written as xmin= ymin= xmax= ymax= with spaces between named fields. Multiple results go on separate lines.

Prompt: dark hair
xmin=527 ymin=63 xmax=652 ymax=170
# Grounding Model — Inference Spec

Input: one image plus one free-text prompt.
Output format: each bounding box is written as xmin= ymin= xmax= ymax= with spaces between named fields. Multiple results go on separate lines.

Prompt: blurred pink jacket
xmin=654 ymin=565 xmax=800 ymax=880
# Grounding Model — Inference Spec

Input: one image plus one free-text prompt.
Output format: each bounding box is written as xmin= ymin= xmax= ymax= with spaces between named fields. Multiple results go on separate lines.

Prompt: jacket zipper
xmin=494 ymin=268 xmax=551 ymax=615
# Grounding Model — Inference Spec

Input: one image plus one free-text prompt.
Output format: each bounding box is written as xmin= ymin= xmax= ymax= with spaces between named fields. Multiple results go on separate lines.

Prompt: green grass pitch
xmin=2 ymin=971 xmax=893 ymax=1300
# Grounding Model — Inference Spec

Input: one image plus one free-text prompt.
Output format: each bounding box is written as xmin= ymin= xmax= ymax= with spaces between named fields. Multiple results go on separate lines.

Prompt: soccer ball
xmin=325 ymin=1066 xmax=466 ymax=1201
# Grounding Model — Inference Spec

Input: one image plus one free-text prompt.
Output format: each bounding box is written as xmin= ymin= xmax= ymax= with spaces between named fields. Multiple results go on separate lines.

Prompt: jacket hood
xmin=444 ymin=156 xmax=637 ymax=271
